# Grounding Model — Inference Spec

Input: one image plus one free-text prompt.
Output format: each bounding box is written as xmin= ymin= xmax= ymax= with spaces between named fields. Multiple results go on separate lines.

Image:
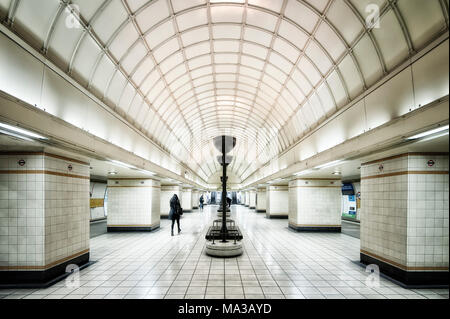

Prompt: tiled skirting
xmin=0 ymin=250 xmax=90 ymax=287
xmin=289 ymin=223 xmax=341 ymax=232
xmin=266 ymin=215 xmax=288 ymax=219
xmin=107 ymin=224 xmax=160 ymax=232
xmin=361 ymin=251 xmax=449 ymax=287
xmin=256 ymin=209 xmax=266 ymax=213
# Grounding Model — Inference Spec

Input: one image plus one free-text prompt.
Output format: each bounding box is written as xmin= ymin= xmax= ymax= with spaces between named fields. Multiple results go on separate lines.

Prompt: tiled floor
xmin=0 ymin=205 xmax=448 ymax=299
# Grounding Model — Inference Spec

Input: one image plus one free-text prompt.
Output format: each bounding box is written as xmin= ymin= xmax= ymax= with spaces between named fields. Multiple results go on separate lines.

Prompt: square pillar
xmin=107 ymin=179 xmax=160 ymax=231
xmin=288 ymin=179 xmax=342 ymax=232
xmin=182 ymin=187 xmax=193 ymax=212
xmin=0 ymin=152 xmax=90 ymax=285
xmin=160 ymin=185 xmax=182 ymax=218
xmin=360 ymin=153 xmax=449 ymax=286
xmin=249 ymin=189 xmax=256 ymax=209
xmin=256 ymin=188 xmax=266 ymax=212
xmin=192 ymin=189 xmax=199 ymax=209
xmin=245 ymin=191 xmax=250 ymax=207
xmin=265 ymin=186 xmax=289 ymax=219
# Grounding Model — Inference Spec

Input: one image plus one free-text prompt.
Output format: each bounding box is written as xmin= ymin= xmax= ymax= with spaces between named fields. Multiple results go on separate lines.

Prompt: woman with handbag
xmin=169 ymin=194 xmax=183 ymax=236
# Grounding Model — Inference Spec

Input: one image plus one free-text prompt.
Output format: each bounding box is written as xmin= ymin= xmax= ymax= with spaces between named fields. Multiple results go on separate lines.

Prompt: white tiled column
xmin=182 ymin=187 xmax=193 ymax=212
xmin=288 ymin=179 xmax=342 ymax=232
xmin=360 ymin=152 xmax=449 ymax=285
xmin=265 ymin=186 xmax=289 ymax=219
xmin=239 ymin=191 xmax=245 ymax=205
xmin=244 ymin=191 xmax=250 ymax=207
xmin=192 ymin=189 xmax=199 ymax=209
xmin=256 ymin=188 xmax=266 ymax=212
xmin=0 ymin=152 xmax=90 ymax=285
xmin=249 ymin=189 xmax=256 ymax=209
xmin=160 ymin=185 xmax=182 ymax=218
xmin=107 ymin=179 xmax=160 ymax=231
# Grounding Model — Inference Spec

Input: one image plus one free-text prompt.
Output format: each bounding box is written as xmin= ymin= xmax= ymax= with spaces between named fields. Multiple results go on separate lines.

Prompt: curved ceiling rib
xmin=3 ymin=0 xmax=448 ymax=182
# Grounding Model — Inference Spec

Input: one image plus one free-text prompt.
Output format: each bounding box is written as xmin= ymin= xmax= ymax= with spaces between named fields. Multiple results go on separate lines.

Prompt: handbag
xmin=177 ymin=205 xmax=183 ymax=215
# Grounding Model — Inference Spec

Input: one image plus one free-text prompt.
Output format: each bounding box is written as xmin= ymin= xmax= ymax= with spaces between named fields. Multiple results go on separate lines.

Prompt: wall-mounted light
xmin=140 ymin=169 xmax=156 ymax=176
xmin=110 ymin=159 xmax=136 ymax=169
xmin=108 ymin=171 xmax=117 ymax=175
xmin=294 ymin=169 xmax=313 ymax=176
xmin=406 ymin=125 xmax=449 ymax=140
xmin=0 ymin=122 xmax=47 ymax=140
xmin=314 ymin=160 xmax=344 ymax=170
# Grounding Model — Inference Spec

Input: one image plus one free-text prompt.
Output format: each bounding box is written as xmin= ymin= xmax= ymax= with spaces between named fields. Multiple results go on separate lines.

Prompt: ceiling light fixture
xmin=0 ymin=122 xmax=47 ymax=140
xmin=314 ymin=160 xmax=344 ymax=170
xmin=108 ymin=171 xmax=117 ymax=175
xmin=294 ymin=169 xmax=313 ymax=176
xmin=406 ymin=125 xmax=449 ymax=140
xmin=110 ymin=160 xmax=136 ymax=169
xmin=0 ymin=129 xmax=34 ymax=142
xmin=140 ymin=169 xmax=156 ymax=176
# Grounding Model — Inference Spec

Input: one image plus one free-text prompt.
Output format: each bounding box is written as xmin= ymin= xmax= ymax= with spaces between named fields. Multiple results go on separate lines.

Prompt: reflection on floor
xmin=0 ymin=205 xmax=448 ymax=299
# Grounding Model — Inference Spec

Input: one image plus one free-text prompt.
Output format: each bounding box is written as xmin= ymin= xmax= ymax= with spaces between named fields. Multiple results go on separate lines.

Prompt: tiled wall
xmin=266 ymin=186 xmax=289 ymax=217
xmin=361 ymin=153 xmax=449 ymax=270
xmin=0 ymin=152 xmax=89 ymax=269
xmin=256 ymin=188 xmax=266 ymax=211
xmin=182 ymin=188 xmax=193 ymax=211
xmin=288 ymin=179 xmax=341 ymax=227
xmin=160 ymin=185 xmax=181 ymax=217
xmin=107 ymin=179 xmax=160 ymax=228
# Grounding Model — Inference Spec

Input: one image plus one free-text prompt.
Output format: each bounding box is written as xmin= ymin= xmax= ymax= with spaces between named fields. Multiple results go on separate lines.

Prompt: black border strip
xmin=107 ymin=225 xmax=160 ymax=232
xmin=289 ymin=225 xmax=341 ymax=232
xmin=360 ymin=253 xmax=449 ymax=287
xmin=0 ymin=253 xmax=91 ymax=288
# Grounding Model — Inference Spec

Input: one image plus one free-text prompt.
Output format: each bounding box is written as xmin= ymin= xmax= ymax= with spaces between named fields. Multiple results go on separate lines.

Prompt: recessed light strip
xmin=406 ymin=125 xmax=449 ymax=140
xmin=0 ymin=122 xmax=47 ymax=140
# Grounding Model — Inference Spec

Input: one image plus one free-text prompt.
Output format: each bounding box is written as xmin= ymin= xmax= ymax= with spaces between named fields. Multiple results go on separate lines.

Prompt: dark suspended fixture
xmin=205 ymin=136 xmax=243 ymax=257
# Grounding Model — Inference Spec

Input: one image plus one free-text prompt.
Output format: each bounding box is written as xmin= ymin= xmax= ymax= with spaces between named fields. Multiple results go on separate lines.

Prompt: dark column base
xmin=193 ymin=206 xmax=198 ymax=209
xmin=289 ymin=224 xmax=341 ymax=232
xmin=360 ymin=252 xmax=449 ymax=287
xmin=266 ymin=215 xmax=288 ymax=219
xmin=107 ymin=225 xmax=160 ymax=232
xmin=249 ymin=206 xmax=256 ymax=209
xmin=161 ymin=215 xmax=169 ymax=219
xmin=0 ymin=252 xmax=91 ymax=288
xmin=256 ymin=209 xmax=266 ymax=213
xmin=183 ymin=209 xmax=193 ymax=213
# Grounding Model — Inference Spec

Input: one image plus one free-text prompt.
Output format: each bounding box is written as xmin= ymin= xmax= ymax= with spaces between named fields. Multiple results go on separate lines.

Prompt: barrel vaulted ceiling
xmin=0 ymin=0 xmax=448 ymax=182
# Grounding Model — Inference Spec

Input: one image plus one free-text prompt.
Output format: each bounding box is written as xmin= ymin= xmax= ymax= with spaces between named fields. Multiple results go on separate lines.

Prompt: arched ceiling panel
xmin=3 ymin=0 xmax=448 ymax=182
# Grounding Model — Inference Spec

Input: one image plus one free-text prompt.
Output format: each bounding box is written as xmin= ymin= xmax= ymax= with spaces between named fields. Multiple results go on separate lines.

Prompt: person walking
xmin=169 ymin=194 xmax=182 ymax=236
xmin=199 ymin=194 xmax=204 ymax=210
